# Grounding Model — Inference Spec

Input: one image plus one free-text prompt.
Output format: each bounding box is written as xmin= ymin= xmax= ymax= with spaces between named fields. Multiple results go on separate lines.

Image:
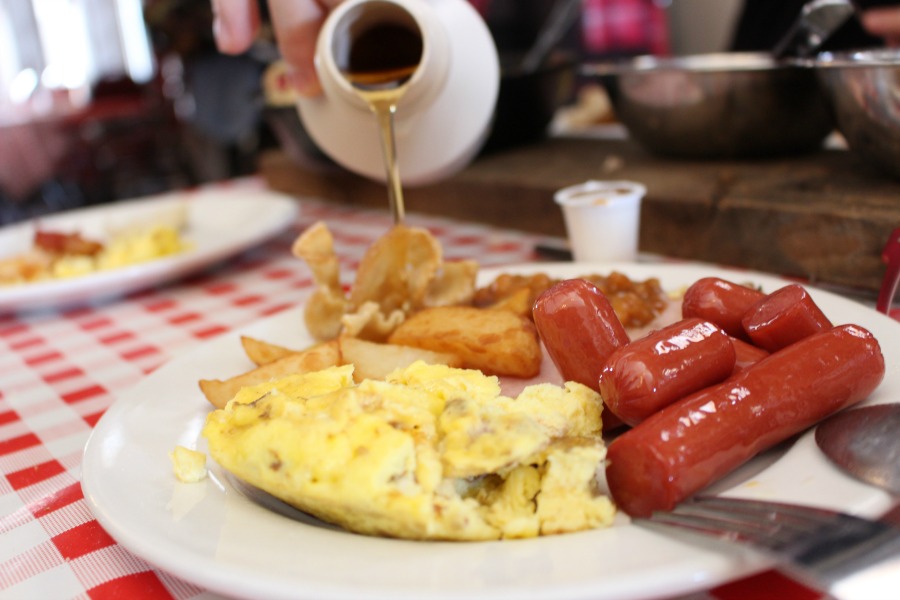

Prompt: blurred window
xmin=0 ymin=0 xmax=154 ymax=110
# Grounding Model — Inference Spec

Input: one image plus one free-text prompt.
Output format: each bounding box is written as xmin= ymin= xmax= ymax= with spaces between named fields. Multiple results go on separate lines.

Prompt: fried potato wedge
xmin=199 ymin=340 xmax=340 ymax=408
xmin=387 ymin=306 xmax=542 ymax=378
xmin=240 ymin=335 xmax=299 ymax=366
xmin=484 ymin=287 xmax=533 ymax=320
xmin=424 ymin=259 xmax=479 ymax=308
xmin=338 ymin=336 xmax=463 ymax=382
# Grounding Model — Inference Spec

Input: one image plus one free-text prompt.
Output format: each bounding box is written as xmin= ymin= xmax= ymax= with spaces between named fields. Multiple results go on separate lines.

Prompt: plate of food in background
xmin=0 ymin=187 xmax=298 ymax=312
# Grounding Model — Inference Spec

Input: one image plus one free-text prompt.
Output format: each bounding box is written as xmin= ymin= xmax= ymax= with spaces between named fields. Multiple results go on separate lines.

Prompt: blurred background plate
xmin=0 ymin=187 xmax=298 ymax=312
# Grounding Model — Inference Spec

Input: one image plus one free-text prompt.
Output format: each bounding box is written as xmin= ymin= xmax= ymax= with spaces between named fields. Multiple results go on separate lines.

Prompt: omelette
xmin=202 ymin=362 xmax=616 ymax=540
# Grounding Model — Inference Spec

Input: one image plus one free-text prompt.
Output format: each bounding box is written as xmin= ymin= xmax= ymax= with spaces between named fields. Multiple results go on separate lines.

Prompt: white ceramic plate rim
xmin=81 ymin=262 xmax=899 ymax=600
xmin=0 ymin=188 xmax=298 ymax=312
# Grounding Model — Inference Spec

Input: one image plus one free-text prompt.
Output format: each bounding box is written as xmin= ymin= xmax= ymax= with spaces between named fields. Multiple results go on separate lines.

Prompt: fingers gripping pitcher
xmin=296 ymin=0 xmax=500 ymax=222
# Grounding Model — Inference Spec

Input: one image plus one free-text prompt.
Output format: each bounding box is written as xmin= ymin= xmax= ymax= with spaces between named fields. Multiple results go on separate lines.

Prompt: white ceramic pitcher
xmin=296 ymin=0 xmax=500 ymax=185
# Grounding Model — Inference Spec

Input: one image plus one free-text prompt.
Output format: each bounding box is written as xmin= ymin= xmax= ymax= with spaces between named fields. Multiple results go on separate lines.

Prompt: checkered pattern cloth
xmin=1 ymin=178 xmax=828 ymax=599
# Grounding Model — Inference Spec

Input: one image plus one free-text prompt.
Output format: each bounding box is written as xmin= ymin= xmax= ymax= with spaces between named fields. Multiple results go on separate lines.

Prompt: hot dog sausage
xmin=533 ymin=278 xmax=631 ymax=387
xmin=605 ymin=324 xmax=884 ymax=518
xmin=730 ymin=336 xmax=769 ymax=373
xmin=681 ymin=277 xmax=764 ymax=340
xmin=599 ymin=318 xmax=736 ymax=426
xmin=533 ymin=278 xmax=631 ymax=430
xmin=742 ymin=283 xmax=833 ymax=352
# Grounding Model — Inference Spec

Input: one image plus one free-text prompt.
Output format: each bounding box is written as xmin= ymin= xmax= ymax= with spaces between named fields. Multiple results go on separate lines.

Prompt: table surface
xmin=0 ymin=177 xmax=888 ymax=600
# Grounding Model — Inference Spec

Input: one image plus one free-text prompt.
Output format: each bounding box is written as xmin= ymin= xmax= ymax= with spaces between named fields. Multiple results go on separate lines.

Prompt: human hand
xmin=859 ymin=6 xmax=900 ymax=46
xmin=211 ymin=0 xmax=345 ymax=96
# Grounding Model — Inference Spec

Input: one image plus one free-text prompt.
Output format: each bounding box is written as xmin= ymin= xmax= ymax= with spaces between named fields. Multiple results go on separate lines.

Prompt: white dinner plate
xmin=82 ymin=262 xmax=899 ymax=600
xmin=0 ymin=188 xmax=298 ymax=312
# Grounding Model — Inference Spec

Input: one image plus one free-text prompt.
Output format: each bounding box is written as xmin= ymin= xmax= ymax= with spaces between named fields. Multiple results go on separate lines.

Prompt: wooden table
xmin=260 ymin=135 xmax=900 ymax=294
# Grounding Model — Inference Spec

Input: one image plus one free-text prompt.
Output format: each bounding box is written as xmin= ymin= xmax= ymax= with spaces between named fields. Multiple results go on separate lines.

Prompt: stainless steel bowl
xmin=586 ymin=52 xmax=835 ymax=159
xmin=816 ymin=49 xmax=900 ymax=179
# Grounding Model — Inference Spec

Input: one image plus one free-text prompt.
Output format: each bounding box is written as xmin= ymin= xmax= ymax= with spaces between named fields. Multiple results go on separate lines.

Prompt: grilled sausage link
xmin=599 ymin=318 xmax=735 ymax=426
xmin=606 ymin=324 xmax=885 ymax=518
xmin=533 ymin=279 xmax=631 ymax=431
xmin=682 ymin=277 xmax=765 ymax=341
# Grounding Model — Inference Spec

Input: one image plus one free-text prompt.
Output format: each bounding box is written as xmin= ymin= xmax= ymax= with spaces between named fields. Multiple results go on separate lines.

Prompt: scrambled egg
xmin=52 ymin=225 xmax=190 ymax=279
xmin=169 ymin=445 xmax=208 ymax=483
xmin=202 ymin=362 xmax=615 ymax=540
xmin=0 ymin=223 xmax=191 ymax=286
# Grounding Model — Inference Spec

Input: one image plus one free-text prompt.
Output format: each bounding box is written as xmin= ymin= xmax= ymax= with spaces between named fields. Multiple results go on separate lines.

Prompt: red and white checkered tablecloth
xmin=1 ymin=178 xmax=832 ymax=600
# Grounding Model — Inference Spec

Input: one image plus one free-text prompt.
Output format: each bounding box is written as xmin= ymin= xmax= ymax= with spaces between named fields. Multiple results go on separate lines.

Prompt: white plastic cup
xmin=554 ymin=180 xmax=646 ymax=262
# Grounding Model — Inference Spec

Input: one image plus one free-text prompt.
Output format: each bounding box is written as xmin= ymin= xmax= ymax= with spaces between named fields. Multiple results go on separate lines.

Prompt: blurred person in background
xmin=6 ymin=0 xmax=898 ymax=225
xmin=0 ymin=0 xmax=82 ymax=223
xmin=0 ymin=120 xmax=73 ymax=208
xmin=145 ymin=0 xmax=278 ymax=181
xmin=477 ymin=0 xmax=669 ymax=61
xmin=732 ymin=0 xmax=900 ymax=51
xmin=0 ymin=0 xmax=196 ymax=224
xmin=0 ymin=0 xmax=285 ymax=225
xmin=860 ymin=2 xmax=900 ymax=44
xmin=211 ymin=0 xmax=900 ymax=99
xmin=210 ymin=0 xmax=670 ymax=98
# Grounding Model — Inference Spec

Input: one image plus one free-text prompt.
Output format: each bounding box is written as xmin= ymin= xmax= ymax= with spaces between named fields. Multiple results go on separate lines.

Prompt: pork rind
xmin=293 ymin=221 xmax=478 ymax=342
xmin=292 ymin=222 xmax=350 ymax=341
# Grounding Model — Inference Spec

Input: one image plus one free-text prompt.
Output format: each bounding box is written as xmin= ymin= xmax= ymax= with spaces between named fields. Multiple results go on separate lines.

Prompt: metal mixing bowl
xmin=586 ymin=52 xmax=835 ymax=159
xmin=815 ymin=49 xmax=900 ymax=179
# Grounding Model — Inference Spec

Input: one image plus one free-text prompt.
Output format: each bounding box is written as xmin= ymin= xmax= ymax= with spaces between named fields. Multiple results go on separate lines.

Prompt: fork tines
xmin=645 ymin=495 xmax=900 ymax=589
xmin=650 ymin=496 xmax=841 ymax=547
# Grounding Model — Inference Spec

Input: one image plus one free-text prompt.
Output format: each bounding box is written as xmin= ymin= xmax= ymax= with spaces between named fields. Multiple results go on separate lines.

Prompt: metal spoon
xmin=773 ymin=0 xmax=856 ymax=59
xmin=518 ymin=0 xmax=581 ymax=74
xmin=815 ymin=403 xmax=900 ymax=495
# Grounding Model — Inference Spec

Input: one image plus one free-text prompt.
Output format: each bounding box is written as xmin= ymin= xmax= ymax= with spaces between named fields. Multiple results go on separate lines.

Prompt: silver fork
xmin=641 ymin=496 xmax=900 ymax=600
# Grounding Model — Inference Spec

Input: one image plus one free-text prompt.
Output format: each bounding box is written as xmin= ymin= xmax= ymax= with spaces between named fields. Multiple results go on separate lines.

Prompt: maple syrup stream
xmin=341 ymin=24 xmax=423 ymax=224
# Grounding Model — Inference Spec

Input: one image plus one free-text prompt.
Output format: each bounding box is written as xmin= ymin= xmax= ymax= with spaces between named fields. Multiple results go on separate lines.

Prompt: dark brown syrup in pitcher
xmin=338 ymin=22 xmax=423 ymax=224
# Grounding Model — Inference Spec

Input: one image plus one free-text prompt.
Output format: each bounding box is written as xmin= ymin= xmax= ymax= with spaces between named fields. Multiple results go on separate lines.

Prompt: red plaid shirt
xmin=471 ymin=0 xmax=670 ymax=57
xmin=581 ymin=0 xmax=670 ymax=55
